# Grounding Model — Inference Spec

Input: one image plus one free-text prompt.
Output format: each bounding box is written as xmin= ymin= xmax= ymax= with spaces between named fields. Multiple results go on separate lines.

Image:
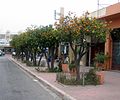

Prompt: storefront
xmin=98 ymin=3 xmax=120 ymax=70
xmin=89 ymin=3 xmax=120 ymax=70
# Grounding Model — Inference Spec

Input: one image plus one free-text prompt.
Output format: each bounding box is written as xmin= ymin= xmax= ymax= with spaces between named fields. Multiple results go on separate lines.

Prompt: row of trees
xmin=11 ymin=25 xmax=60 ymax=69
xmin=10 ymin=12 xmax=109 ymax=81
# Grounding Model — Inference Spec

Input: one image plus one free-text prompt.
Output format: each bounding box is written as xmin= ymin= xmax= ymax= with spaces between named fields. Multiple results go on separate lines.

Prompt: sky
xmin=0 ymin=0 xmax=119 ymax=34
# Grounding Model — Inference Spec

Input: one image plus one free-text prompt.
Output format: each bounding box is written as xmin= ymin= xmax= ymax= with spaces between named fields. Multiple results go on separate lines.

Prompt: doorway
xmin=111 ymin=28 xmax=120 ymax=70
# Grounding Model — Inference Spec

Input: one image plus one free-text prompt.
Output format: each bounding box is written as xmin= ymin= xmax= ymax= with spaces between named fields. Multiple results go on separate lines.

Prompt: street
xmin=0 ymin=56 xmax=61 ymax=100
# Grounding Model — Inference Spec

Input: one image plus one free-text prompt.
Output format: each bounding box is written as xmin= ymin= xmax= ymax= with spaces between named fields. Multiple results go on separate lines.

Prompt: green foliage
xmin=49 ymin=67 xmax=61 ymax=72
xmin=56 ymin=73 xmax=80 ymax=85
xmin=22 ymin=60 xmax=27 ymax=63
xmin=83 ymin=69 xmax=99 ymax=85
xmin=55 ymin=12 xmax=109 ymax=81
xmin=26 ymin=61 xmax=33 ymax=66
xmin=94 ymin=52 xmax=109 ymax=63
xmin=56 ymin=69 xmax=100 ymax=85
xmin=69 ymin=60 xmax=75 ymax=70
xmin=10 ymin=11 xmax=109 ymax=81
xmin=10 ymin=24 xmax=61 ymax=70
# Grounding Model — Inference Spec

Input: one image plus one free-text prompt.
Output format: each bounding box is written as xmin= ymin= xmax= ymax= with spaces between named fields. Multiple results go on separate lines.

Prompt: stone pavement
xmin=8 ymin=55 xmax=120 ymax=100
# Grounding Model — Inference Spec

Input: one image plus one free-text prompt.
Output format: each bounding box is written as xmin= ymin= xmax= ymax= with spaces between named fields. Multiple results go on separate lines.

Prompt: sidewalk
xmin=8 ymin=55 xmax=120 ymax=100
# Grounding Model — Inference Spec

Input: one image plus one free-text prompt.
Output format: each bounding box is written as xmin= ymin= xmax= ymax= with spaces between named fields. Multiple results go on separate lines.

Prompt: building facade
xmin=90 ymin=2 xmax=120 ymax=70
xmin=0 ymin=31 xmax=17 ymax=53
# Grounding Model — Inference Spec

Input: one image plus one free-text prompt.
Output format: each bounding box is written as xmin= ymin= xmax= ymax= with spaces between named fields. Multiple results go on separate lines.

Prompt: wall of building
xmin=102 ymin=3 xmax=120 ymax=70
xmin=106 ymin=3 xmax=120 ymax=16
xmin=90 ymin=2 xmax=120 ymax=70
xmin=108 ymin=15 xmax=120 ymax=29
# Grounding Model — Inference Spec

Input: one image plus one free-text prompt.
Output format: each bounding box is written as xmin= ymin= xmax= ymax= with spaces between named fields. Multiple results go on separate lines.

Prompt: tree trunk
xmin=33 ymin=51 xmax=37 ymax=66
xmin=37 ymin=53 xmax=43 ymax=66
xmin=50 ymin=46 xmax=55 ymax=70
xmin=75 ymin=53 xmax=84 ymax=81
xmin=55 ymin=44 xmax=59 ymax=59
xmin=31 ymin=53 xmax=33 ymax=62
xmin=44 ymin=52 xmax=50 ymax=70
xmin=21 ymin=51 xmax=24 ymax=61
xmin=25 ymin=51 xmax=29 ymax=61
xmin=75 ymin=60 xmax=80 ymax=81
xmin=51 ymin=58 xmax=54 ymax=70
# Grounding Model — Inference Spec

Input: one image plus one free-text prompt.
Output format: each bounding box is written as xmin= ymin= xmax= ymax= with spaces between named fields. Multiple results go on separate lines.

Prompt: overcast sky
xmin=0 ymin=0 xmax=118 ymax=34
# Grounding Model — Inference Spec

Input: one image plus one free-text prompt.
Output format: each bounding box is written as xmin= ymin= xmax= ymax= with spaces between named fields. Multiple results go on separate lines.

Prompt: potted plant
xmin=94 ymin=52 xmax=109 ymax=84
xmin=61 ymin=56 xmax=69 ymax=73
xmin=94 ymin=52 xmax=109 ymax=71
xmin=69 ymin=61 xmax=76 ymax=75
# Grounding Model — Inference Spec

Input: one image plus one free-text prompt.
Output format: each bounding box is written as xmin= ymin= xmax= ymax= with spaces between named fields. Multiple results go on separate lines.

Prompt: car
xmin=0 ymin=52 xmax=2 ymax=56
xmin=2 ymin=51 xmax=5 ymax=55
xmin=0 ymin=50 xmax=4 ymax=56
xmin=12 ymin=51 xmax=16 ymax=56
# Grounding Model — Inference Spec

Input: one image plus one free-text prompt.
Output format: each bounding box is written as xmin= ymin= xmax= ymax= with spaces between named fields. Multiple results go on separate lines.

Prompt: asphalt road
xmin=0 ymin=56 xmax=61 ymax=100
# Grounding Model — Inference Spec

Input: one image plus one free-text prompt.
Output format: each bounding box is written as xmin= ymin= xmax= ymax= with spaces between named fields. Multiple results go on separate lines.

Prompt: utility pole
xmin=54 ymin=7 xmax=65 ymax=57
xmin=54 ymin=7 xmax=64 ymax=20
xmin=97 ymin=0 xmax=100 ymax=17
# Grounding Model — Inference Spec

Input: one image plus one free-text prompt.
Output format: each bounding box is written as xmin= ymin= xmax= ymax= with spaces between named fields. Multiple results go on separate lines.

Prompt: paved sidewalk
xmin=8 ymin=55 xmax=120 ymax=100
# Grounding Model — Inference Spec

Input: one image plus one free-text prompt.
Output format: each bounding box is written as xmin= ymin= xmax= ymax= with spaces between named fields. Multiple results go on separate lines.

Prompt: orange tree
xmin=10 ymin=32 xmax=29 ymax=60
xmin=55 ymin=12 xmax=109 ymax=81
xmin=40 ymin=25 xmax=60 ymax=70
xmin=11 ymin=26 xmax=42 ymax=66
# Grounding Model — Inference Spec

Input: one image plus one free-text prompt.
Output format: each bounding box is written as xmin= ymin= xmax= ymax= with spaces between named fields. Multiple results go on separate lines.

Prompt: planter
xmin=94 ymin=52 xmax=110 ymax=71
xmin=96 ymin=71 xmax=104 ymax=85
xmin=62 ymin=64 xmax=69 ymax=73
xmin=70 ymin=68 xmax=76 ymax=76
xmin=96 ymin=63 xmax=105 ymax=71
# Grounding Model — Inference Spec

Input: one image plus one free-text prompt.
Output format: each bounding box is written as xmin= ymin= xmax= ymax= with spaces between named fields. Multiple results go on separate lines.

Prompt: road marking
xmin=33 ymin=79 xmax=38 ymax=82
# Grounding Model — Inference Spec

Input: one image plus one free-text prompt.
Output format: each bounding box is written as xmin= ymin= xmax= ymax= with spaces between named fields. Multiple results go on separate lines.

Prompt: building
xmin=55 ymin=4 xmax=120 ymax=70
xmin=90 ymin=2 xmax=120 ymax=70
xmin=0 ymin=31 xmax=17 ymax=53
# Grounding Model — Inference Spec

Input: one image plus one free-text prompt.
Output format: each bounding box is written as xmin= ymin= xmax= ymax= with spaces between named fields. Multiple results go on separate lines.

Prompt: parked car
xmin=0 ymin=52 xmax=2 ymax=56
xmin=0 ymin=50 xmax=4 ymax=56
xmin=12 ymin=52 xmax=16 ymax=56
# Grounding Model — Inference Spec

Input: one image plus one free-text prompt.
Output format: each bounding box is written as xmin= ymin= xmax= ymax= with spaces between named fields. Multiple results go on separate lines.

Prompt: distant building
xmin=0 ymin=31 xmax=17 ymax=53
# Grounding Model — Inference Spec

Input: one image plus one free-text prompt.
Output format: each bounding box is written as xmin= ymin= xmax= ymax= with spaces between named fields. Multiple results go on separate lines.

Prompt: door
xmin=112 ymin=42 xmax=120 ymax=69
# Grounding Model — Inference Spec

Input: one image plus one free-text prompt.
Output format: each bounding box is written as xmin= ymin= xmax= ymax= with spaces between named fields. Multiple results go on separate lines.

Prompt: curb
xmin=9 ymin=57 xmax=76 ymax=100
